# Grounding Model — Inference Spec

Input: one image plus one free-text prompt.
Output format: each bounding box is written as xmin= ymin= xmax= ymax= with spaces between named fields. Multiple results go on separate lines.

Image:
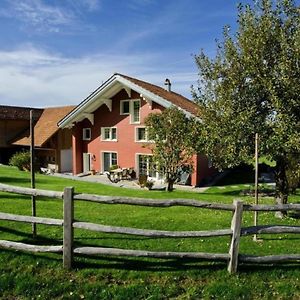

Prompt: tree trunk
xmin=274 ymin=156 xmax=289 ymax=218
xmin=167 ymin=179 xmax=175 ymax=192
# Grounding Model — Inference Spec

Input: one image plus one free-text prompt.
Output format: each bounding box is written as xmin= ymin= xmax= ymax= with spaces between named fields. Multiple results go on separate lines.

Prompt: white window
xmin=120 ymin=100 xmax=130 ymax=115
xmin=101 ymin=127 xmax=117 ymax=141
xmin=102 ymin=152 xmax=118 ymax=172
xmin=120 ymin=99 xmax=141 ymax=124
xmin=135 ymin=127 xmax=149 ymax=142
xmin=83 ymin=128 xmax=91 ymax=141
xmin=131 ymin=100 xmax=140 ymax=124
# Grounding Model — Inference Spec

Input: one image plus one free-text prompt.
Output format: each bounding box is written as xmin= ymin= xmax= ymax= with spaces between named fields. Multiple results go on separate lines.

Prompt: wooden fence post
xmin=228 ymin=199 xmax=243 ymax=274
xmin=63 ymin=187 xmax=74 ymax=269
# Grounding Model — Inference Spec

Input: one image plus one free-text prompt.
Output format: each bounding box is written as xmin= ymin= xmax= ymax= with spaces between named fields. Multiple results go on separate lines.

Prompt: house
xmin=58 ymin=73 xmax=215 ymax=186
xmin=0 ymin=105 xmax=43 ymax=164
xmin=11 ymin=106 xmax=75 ymax=173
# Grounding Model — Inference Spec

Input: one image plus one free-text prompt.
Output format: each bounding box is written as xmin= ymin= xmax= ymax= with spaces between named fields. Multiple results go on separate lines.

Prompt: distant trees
xmin=145 ymin=107 xmax=197 ymax=191
xmin=193 ymin=0 xmax=300 ymax=210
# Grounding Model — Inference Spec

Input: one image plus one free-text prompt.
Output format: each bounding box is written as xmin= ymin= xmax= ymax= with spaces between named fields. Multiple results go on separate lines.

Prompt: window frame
xmin=120 ymin=99 xmax=141 ymax=124
xmin=82 ymin=128 xmax=91 ymax=141
xmin=120 ymin=100 xmax=130 ymax=115
xmin=135 ymin=126 xmax=149 ymax=142
xmin=101 ymin=151 xmax=118 ymax=172
xmin=101 ymin=127 xmax=117 ymax=142
xmin=130 ymin=99 xmax=141 ymax=124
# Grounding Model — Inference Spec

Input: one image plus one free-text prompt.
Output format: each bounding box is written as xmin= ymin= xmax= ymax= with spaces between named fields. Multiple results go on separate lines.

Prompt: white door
xmin=83 ymin=153 xmax=91 ymax=173
xmin=60 ymin=149 xmax=72 ymax=173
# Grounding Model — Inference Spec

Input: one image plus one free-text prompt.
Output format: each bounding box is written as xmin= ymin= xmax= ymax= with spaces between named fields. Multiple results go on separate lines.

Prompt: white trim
xmin=82 ymin=128 xmax=91 ymax=141
xmin=103 ymin=98 xmax=112 ymax=112
xmin=101 ymin=127 xmax=117 ymax=142
xmin=83 ymin=113 xmax=94 ymax=125
xmin=101 ymin=151 xmax=118 ymax=173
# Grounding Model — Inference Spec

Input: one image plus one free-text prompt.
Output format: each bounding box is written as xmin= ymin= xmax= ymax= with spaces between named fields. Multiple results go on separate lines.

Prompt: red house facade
xmin=58 ymin=73 xmax=215 ymax=186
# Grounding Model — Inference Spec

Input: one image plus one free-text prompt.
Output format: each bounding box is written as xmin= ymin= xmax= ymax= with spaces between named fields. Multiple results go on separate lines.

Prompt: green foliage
xmin=145 ymin=107 xmax=197 ymax=191
xmin=9 ymin=151 xmax=31 ymax=171
xmin=286 ymin=154 xmax=300 ymax=193
xmin=193 ymin=0 xmax=300 ymax=204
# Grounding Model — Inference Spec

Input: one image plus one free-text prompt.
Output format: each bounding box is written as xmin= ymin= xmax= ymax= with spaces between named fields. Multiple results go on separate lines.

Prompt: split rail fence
xmin=0 ymin=183 xmax=300 ymax=274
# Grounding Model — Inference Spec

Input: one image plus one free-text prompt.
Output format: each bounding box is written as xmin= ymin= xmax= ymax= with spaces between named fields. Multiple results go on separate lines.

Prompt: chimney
xmin=164 ymin=78 xmax=171 ymax=92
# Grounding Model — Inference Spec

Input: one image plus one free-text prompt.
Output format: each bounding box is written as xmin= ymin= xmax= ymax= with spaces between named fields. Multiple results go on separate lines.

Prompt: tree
xmin=145 ymin=106 xmax=197 ymax=191
xmin=193 ymin=0 xmax=300 ymax=211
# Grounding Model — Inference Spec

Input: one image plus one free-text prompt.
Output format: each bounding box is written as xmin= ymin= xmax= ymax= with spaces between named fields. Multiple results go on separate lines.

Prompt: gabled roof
xmin=0 ymin=105 xmax=43 ymax=121
xmin=58 ymin=73 xmax=198 ymax=128
xmin=12 ymin=106 xmax=75 ymax=147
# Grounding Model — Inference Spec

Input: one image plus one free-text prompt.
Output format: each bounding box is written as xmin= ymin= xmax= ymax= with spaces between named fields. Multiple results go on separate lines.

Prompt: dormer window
xmin=83 ymin=128 xmax=91 ymax=141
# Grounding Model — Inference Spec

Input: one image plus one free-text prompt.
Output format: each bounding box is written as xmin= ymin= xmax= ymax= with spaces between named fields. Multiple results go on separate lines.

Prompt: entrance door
xmin=83 ymin=153 xmax=91 ymax=173
xmin=102 ymin=152 xmax=118 ymax=172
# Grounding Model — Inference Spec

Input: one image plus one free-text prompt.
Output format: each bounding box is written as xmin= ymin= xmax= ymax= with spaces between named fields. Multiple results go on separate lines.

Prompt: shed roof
xmin=0 ymin=105 xmax=43 ymax=121
xmin=12 ymin=106 xmax=75 ymax=147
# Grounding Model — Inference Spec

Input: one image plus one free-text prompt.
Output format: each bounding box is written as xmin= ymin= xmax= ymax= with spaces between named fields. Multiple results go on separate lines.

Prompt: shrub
xmin=9 ymin=151 xmax=31 ymax=171
xmin=145 ymin=180 xmax=154 ymax=190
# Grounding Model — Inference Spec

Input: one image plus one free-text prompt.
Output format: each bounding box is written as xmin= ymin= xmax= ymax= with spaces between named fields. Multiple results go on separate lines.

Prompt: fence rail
xmin=0 ymin=183 xmax=299 ymax=274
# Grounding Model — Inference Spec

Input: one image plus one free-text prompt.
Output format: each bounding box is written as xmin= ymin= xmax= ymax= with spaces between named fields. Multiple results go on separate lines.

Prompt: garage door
xmin=60 ymin=149 xmax=72 ymax=173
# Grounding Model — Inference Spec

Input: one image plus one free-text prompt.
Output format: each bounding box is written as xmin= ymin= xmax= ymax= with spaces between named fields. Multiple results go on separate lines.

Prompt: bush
xmin=9 ymin=151 xmax=31 ymax=171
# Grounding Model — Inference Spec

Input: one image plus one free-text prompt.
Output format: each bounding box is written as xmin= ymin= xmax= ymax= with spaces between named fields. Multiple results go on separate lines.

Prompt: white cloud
xmin=0 ymin=47 xmax=195 ymax=108
xmin=1 ymin=0 xmax=101 ymax=33
xmin=4 ymin=0 xmax=73 ymax=32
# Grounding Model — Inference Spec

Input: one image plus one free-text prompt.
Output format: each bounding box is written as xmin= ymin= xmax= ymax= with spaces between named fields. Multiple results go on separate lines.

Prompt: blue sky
xmin=0 ymin=0 xmax=292 ymax=107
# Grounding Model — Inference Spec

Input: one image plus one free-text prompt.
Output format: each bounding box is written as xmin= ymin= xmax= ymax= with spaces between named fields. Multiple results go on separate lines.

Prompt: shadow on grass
xmin=0 ymin=193 xmax=30 ymax=201
xmin=74 ymin=254 xmax=227 ymax=272
xmin=0 ymin=177 xmax=31 ymax=185
xmin=0 ymin=226 xmax=62 ymax=245
xmin=239 ymin=263 xmax=300 ymax=274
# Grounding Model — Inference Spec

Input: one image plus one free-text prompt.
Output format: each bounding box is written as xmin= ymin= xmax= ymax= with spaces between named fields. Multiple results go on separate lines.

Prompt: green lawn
xmin=0 ymin=165 xmax=299 ymax=299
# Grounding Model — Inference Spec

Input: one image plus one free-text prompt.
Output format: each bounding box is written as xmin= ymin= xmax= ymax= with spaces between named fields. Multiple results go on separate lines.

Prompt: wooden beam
xmin=228 ymin=200 xmax=243 ymax=274
xmin=63 ymin=187 xmax=74 ymax=270
xmin=0 ymin=183 xmax=63 ymax=199
xmin=74 ymin=246 xmax=230 ymax=261
xmin=73 ymin=193 xmax=235 ymax=211
xmin=30 ymin=110 xmax=36 ymax=238
xmin=0 ymin=240 xmax=62 ymax=253
xmin=73 ymin=221 xmax=232 ymax=238
xmin=0 ymin=212 xmax=63 ymax=226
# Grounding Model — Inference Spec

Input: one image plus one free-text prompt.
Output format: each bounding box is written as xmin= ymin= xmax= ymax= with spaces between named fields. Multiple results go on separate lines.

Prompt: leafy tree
xmin=193 ymin=0 xmax=300 ymax=210
xmin=145 ymin=107 xmax=197 ymax=191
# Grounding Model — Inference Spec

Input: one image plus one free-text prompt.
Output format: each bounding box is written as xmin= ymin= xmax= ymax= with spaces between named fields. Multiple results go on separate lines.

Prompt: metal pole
xmin=254 ymin=133 xmax=259 ymax=241
xmin=30 ymin=110 xmax=37 ymax=238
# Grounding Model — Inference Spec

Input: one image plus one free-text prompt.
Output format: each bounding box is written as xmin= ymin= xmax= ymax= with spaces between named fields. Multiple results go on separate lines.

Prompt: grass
xmin=0 ymin=165 xmax=299 ymax=299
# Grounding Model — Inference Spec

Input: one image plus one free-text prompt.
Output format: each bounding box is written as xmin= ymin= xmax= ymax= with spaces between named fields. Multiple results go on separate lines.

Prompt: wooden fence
xmin=0 ymin=183 xmax=300 ymax=274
